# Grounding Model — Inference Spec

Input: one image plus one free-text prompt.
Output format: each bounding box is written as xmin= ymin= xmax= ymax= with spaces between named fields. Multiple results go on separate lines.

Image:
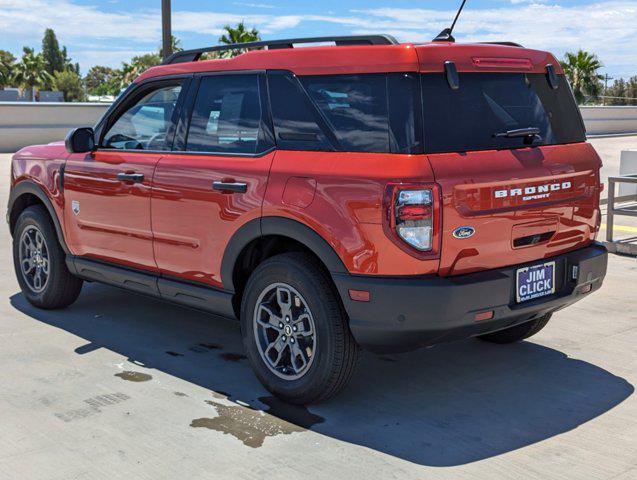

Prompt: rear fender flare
xmin=220 ymin=216 xmax=347 ymax=292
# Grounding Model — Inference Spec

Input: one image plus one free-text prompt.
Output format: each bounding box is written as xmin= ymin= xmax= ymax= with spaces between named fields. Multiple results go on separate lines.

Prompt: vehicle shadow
xmin=10 ymin=282 xmax=634 ymax=467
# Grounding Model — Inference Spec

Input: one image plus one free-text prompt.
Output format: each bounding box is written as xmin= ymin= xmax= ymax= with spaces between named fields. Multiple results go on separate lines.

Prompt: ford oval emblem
xmin=453 ymin=226 xmax=475 ymax=239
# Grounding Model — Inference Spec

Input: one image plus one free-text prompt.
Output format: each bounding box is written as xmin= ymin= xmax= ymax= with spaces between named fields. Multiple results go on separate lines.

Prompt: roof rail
xmin=162 ymin=35 xmax=400 ymax=65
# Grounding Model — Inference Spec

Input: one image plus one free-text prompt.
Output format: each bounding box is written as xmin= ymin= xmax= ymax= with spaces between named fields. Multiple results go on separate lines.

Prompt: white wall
xmin=0 ymin=102 xmax=110 ymax=153
xmin=1 ymin=102 xmax=636 ymax=153
xmin=580 ymin=106 xmax=637 ymax=136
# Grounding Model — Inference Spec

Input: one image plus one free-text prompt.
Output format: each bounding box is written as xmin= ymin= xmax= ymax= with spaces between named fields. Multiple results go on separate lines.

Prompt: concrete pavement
xmin=1 ymin=149 xmax=636 ymax=480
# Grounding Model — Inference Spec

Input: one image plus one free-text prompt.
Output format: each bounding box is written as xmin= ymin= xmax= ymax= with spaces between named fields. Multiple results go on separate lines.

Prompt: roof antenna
xmin=433 ymin=0 xmax=468 ymax=42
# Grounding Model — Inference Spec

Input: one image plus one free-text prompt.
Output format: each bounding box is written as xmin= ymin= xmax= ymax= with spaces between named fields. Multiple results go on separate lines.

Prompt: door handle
xmin=117 ymin=172 xmax=144 ymax=183
xmin=213 ymin=181 xmax=248 ymax=193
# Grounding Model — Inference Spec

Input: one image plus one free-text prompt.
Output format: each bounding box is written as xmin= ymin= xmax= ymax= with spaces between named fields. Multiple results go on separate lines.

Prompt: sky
xmin=1 ymin=0 xmax=636 ymax=79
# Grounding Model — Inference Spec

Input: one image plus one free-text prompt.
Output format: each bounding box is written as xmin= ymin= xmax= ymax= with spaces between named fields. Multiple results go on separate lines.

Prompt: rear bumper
xmin=332 ymin=243 xmax=608 ymax=353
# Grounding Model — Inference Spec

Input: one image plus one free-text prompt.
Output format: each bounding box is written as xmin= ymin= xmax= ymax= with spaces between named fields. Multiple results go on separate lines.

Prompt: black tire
xmin=478 ymin=313 xmax=552 ymax=344
xmin=240 ymin=252 xmax=359 ymax=404
xmin=13 ymin=205 xmax=83 ymax=309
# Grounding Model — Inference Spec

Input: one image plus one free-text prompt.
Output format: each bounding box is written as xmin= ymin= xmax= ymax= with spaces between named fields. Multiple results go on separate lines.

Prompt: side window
xmin=103 ymin=84 xmax=183 ymax=150
xmin=267 ymin=72 xmax=333 ymax=151
xmin=388 ymin=73 xmax=423 ymax=154
xmin=300 ymin=74 xmax=389 ymax=153
xmin=186 ymin=74 xmax=268 ymax=154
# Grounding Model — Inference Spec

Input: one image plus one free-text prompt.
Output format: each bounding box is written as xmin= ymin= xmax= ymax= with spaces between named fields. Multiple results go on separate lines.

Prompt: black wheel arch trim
xmin=220 ymin=216 xmax=348 ymax=291
xmin=8 ymin=180 xmax=70 ymax=254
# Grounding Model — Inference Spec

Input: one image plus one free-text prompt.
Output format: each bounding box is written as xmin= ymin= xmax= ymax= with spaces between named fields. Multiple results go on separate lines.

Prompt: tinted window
xmin=103 ymin=84 xmax=182 ymax=150
xmin=301 ymin=74 xmax=389 ymax=152
xmin=388 ymin=73 xmax=423 ymax=154
xmin=186 ymin=74 xmax=267 ymax=154
xmin=268 ymin=72 xmax=333 ymax=151
xmin=421 ymin=73 xmax=586 ymax=154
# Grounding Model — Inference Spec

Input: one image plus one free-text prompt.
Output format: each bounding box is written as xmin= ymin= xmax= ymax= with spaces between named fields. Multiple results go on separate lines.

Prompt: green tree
xmin=159 ymin=35 xmax=183 ymax=58
xmin=114 ymin=53 xmax=162 ymax=90
xmin=219 ymin=21 xmax=261 ymax=58
xmin=84 ymin=65 xmax=119 ymax=96
xmin=608 ymin=76 xmax=637 ymax=106
xmin=53 ymin=69 xmax=86 ymax=102
xmin=607 ymin=78 xmax=627 ymax=106
xmin=561 ymin=50 xmax=604 ymax=104
xmin=41 ymin=28 xmax=65 ymax=76
xmin=627 ymin=77 xmax=637 ymax=106
xmin=132 ymin=53 xmax=162 ymax=71
xmin=11 ymin=47 xmax=52 ymax=101
xmin=61 ymin=45 xmax=80 ymax=75
xmin=0 ymin=50 xmax=16 ymax=88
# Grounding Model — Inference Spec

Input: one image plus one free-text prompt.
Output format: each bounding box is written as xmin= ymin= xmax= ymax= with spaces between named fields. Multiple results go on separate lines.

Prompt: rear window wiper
xmin=493 ymin=127 xmax=542 ymax=145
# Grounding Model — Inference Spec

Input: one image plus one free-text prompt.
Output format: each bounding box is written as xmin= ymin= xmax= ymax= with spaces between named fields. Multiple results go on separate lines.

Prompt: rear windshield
xmin=421 ymin=73 xmax=585 ymax=154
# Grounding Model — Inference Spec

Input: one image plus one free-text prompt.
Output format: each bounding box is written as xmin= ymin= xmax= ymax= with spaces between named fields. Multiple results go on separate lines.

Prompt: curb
xmin=602 ymin=241 xmax=637 ymax=256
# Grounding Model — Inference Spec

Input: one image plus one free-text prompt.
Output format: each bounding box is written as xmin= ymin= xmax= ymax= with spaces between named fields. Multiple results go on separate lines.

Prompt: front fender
xmin=8 ymin=180 xmax=69 ymax=254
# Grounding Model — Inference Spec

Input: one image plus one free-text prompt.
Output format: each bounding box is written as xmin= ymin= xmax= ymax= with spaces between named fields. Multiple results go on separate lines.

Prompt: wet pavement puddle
xmin=115 ymin=371 xmax=152 ymax=382
xmin=190 ymin=396 xmax=324 ymax=448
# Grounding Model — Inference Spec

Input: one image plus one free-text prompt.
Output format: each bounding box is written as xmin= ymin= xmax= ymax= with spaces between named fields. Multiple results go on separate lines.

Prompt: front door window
xmin=103 ymin=85 xmax=183 ymax=151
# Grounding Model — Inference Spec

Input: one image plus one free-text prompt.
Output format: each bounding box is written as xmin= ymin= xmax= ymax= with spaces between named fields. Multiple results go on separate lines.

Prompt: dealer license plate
xmin=516 ymin=262 xmax=556 ymax=303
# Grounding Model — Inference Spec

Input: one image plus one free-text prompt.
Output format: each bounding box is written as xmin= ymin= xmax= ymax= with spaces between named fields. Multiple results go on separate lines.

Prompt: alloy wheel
xmin=19 ymin=225 xmax=50 ymax=294
xmin=253 ymin=282 xmax=317 ymax=380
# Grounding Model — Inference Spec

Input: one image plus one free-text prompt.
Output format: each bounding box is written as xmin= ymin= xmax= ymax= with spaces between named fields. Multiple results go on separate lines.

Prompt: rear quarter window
xmin=301 ymin=74 xmax=389 ymax=152
xmin=268 ymin=72 xmax=422 ymax=154
xmin=267 ymin=72 xmax=334 ymax=151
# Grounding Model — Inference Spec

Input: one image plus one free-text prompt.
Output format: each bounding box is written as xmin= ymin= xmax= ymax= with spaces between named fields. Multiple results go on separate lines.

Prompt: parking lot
xmin=1 ymin=138 xmax=636 ymax=480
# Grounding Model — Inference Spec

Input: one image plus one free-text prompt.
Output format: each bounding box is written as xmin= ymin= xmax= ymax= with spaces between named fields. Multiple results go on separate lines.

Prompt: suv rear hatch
xmin=416 ymin=45 xmax=602 ymax=276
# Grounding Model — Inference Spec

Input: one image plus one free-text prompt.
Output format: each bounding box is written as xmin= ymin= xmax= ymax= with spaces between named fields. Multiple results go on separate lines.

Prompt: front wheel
xmin=13 ymin=205 xmax=83 ymax=309
xmin=241 ymin=253 xmax=359 ymax=404
xmin=478 ymin=313 xmax=552 ymax=344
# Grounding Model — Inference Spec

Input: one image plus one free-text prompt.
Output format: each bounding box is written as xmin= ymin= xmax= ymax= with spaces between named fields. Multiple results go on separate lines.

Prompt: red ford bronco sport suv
xmin=8 ymin=35 xmax=608 ymax=404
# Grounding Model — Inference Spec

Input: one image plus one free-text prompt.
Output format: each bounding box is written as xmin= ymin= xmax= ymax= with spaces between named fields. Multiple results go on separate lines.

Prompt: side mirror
xmin=65 ymin=127 xmax=96 ymax=153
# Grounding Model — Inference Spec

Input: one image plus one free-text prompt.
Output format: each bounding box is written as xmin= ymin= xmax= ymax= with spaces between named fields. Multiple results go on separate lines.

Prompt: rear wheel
xmin=241 ymin=252 xmax=359 ymax=404
xmin=13 ymin=205 xmax=83 ymax=309
xmin=478 ymin=314 xmax=552 ymax=344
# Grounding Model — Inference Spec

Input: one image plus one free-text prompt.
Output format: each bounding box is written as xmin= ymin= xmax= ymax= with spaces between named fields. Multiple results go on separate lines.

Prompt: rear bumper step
xmin=332 ymin=243 xmax=608 ymax=353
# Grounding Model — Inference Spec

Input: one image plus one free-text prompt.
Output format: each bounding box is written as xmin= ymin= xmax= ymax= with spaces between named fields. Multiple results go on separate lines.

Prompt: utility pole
xmin=603 ymin=73 xmax=613 ymax=106
xmin=162 ymin=0 xmax=172 ymax=61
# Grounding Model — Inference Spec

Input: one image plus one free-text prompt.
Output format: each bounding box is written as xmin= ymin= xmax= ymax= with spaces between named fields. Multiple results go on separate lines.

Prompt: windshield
xmin=421 ymin=73 xmax=586 ymax=154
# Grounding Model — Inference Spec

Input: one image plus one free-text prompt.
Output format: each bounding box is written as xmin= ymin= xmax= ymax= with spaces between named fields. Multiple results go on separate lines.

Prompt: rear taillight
xmin=383 ymin=183 xmax=441 ymax=259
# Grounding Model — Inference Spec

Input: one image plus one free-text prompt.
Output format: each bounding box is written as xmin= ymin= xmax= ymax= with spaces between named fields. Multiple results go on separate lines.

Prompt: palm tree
xmin=219 ymin=21 xmax=261 ymax=58
xmin=561 ymin=50 xmax=604 ymax=104
xmin=158 ymin=35 xmax=183 ymax=59
xmin=114 ymin=53 xmax=161 ymax=91
xmin=11 ymin=47 xmax=52 ymax=101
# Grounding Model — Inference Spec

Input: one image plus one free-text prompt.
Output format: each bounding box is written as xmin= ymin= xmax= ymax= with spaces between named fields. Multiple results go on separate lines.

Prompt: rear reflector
xmin=474 ymin=310 xmax=495 ymax=322
xmin=580 ymin=284 xmax=593 ymax=294
xmin=397 ymin=204 xmax=433 ymax=221
xmin=349 ymin=289 xmax=371 ymax=302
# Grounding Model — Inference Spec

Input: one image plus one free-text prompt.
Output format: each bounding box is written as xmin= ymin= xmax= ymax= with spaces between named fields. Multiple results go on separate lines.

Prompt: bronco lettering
xmin=494 ymin=181 xmax=572 ymax=200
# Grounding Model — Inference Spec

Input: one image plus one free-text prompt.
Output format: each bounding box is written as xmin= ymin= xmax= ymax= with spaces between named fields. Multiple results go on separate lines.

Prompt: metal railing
xmin=606 ymin=174 xmax=637 ymax=242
